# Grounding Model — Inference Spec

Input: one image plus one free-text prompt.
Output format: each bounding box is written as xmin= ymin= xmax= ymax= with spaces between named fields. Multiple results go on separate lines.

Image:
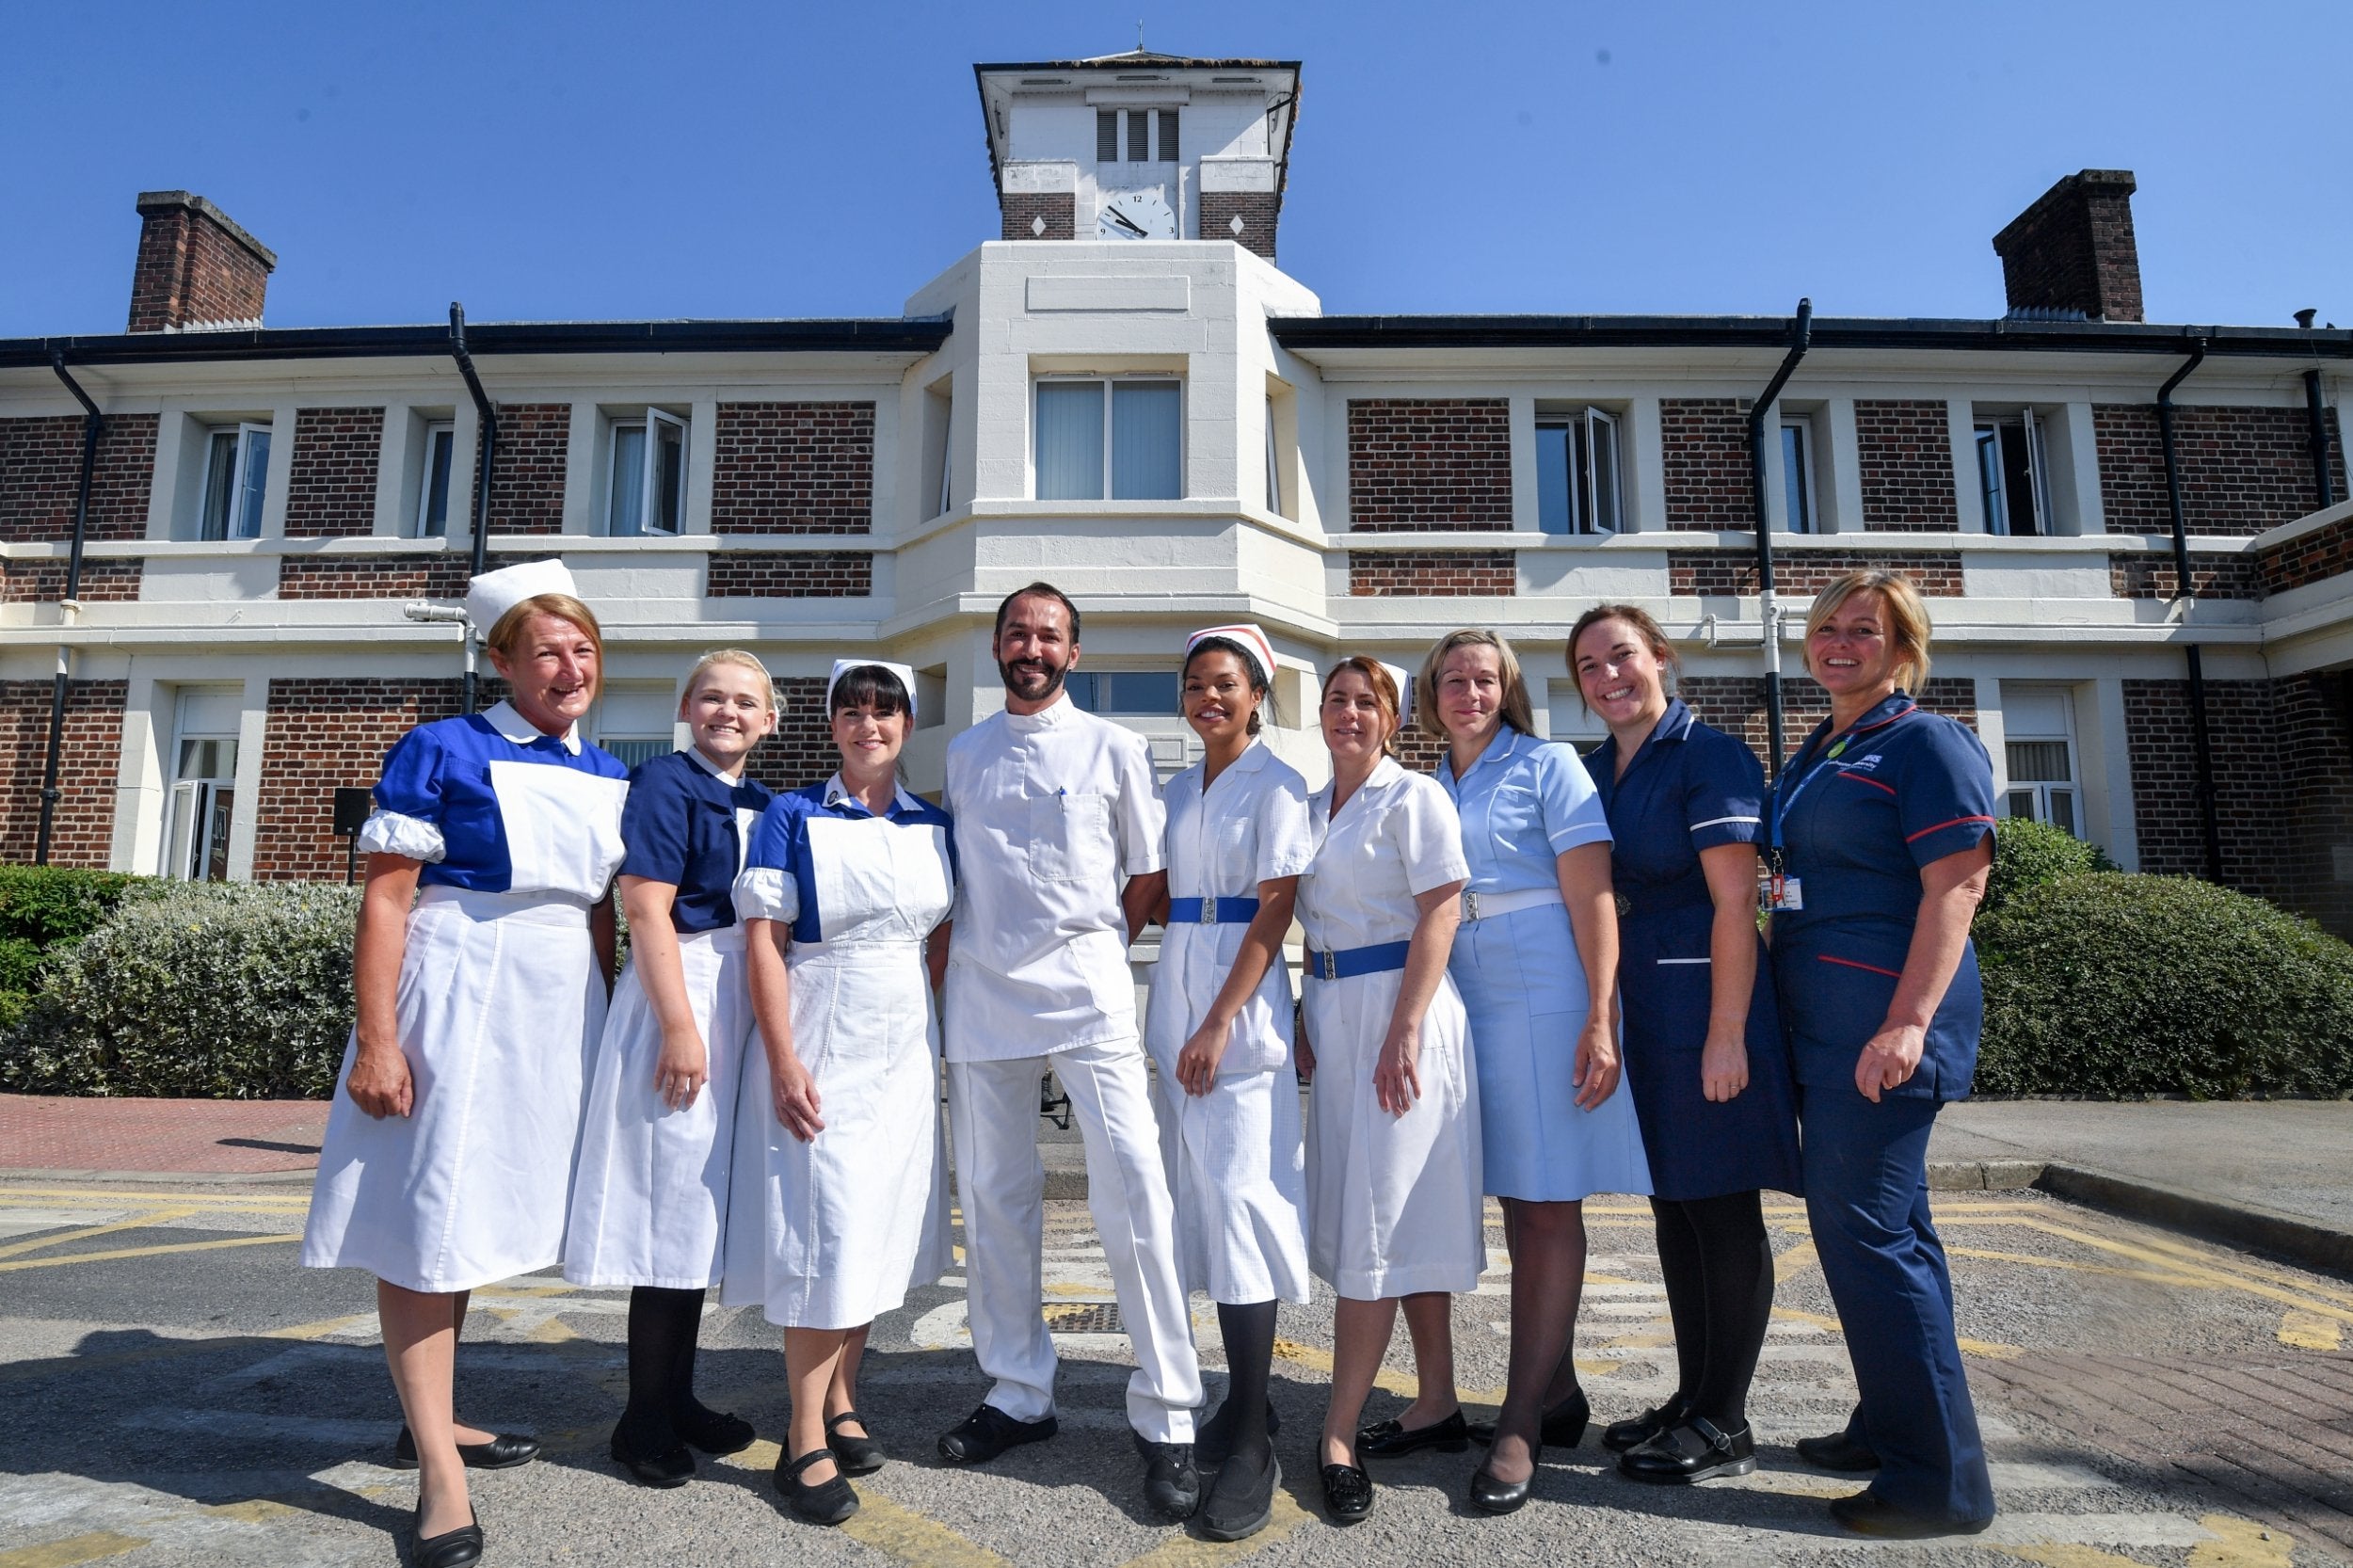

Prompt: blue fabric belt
xmin=1305 ymin=939 xmax=1413 ymax=981
xmin=1168 ymin=896 xmax=1261 ymax=926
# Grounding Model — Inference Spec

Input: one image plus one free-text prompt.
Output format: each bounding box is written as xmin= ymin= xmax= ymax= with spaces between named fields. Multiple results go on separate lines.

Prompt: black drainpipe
xmin=1746 ymin=298 xmax=1814 ymax=775
xmin=2155 ymin=336 xmax=2222 ymax=884
xmin=2307 ymin=368 xmax=2338 ymax=511
xmin=448 ymin=303 xmax=497 ymax=713
xmin=35 ymin=353 xmax=103 ymax=866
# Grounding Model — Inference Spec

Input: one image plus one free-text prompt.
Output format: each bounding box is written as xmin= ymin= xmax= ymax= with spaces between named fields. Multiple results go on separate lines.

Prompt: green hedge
xmin=1981 ymin=817 xmax=2115 ymax=915
xmin=1976 ymin=872 xmax=2353 ymax=1098
xmin=0 ymin=866 xmax=149 ymax=1031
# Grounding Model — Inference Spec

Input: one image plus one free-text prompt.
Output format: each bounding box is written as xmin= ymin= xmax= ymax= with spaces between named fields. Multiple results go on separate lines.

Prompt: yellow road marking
xmin=0 ymin=1208 xmax=198 ymax=1258
xmin=2190 ymin=1513 xmax=2294 ymax=1566
xmin=202 ymin=1499 xmax=299 ymax=1523
xmin=1998 ymin=1545 xmax=2153 ymax=1566
xmin=1117 ymin=1487 xmax=1315 ymax=1567
xmin=842 ymin=1490 xmax=1019 ymax=1568
xmin=266 ymin=1312 xmax=376 ymax=1341
xmin=2277 ymin=1310 xmax=2342 ymax=1352
xmin=2015 ymin=1217 xmax=2353 ymax=1326
xmin=0 ymin=1532 xmax=148 ymax=1568
xmin=1775 ymin=1239 xmax=1819 ymax=1278
xmin=525 ymin=1317 xmax=578 ymax=1343
xmin=0 ymin=1186 xmax=310 ymax=1209
xmin=1726 ymin=1470 xmax=1852 ymax=1498
xmin=0 ymin=1232 xmax=296 ymax=1272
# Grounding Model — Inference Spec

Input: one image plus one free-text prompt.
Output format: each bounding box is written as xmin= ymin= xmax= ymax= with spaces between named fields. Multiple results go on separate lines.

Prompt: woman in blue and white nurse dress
xmin=300 ymin=560 xmax=629 ymax=1568
xmin=723 ymin=660 xmax=955 ymax=1528
xmin=566 ymin=650 xmax=776 ymax=1487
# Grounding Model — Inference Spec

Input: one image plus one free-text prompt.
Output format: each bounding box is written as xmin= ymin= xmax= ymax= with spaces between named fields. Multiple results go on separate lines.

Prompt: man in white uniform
xmin=937 ymin=583 xmax=1206 ymax=1520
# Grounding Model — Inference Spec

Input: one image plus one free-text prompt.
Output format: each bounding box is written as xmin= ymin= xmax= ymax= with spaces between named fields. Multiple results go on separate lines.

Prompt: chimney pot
xmin=1992 ymin=168 xmax=2142 ymax=324
xmin=127 ymin=190 xmax=277 ymax=333
xmin=2296 ymin=308 xmax=2319 ymax=330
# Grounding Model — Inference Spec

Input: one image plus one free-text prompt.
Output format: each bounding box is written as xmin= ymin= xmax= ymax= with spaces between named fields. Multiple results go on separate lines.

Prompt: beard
xmin=998 ymin=655 xmax=1068 ymax=701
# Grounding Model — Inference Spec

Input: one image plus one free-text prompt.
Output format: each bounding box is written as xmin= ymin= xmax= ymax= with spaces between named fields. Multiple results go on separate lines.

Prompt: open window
xmin=1976 ymin=409 xmax=2052 ymax=536
xmin=415 ymin=421 xmax=456 ymax=537
xmin=1535 ymin=408 xmax=1622 ymax=536
xmin=165 ymin=687 xmax=242 ymax=880
xmin=608 ymin=409 xmax=688 ymax=536
xmin=1781 ymin=418 xmax=1817 ymax=534
xmin=198 ymin=423 xmax=271 ymax=540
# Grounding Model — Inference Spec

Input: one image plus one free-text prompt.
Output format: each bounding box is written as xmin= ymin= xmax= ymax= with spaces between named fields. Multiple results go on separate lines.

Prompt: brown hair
xmin=1803 ymin=570 xmax=1933 ymax=694
xmin=1320 ymin=656 xmax=1403 ymax=759
xmin=1415 ymin=629 xmax=1538 ymax=739
xmin=485 ymin=593 xmax=605 ymax=698
xmin=1567 ymin=604 xmax=1680 ymax=707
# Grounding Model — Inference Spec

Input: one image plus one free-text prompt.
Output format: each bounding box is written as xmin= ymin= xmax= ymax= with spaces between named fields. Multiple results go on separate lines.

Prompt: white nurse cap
xmin=1183 ymin=623 xmax=1276 ymax=687
xmin=825 ymin=658 xmax=920 ymax=720
xmin=1380 ymin=661 xmax=1414 ymax=720
xmin=465 ymin=558 xmax=578 ymax=632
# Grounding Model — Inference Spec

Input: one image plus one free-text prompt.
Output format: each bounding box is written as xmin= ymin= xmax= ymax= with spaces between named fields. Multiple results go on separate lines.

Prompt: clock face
xmin=1096 ymin=187 xmax=1176 ymax=240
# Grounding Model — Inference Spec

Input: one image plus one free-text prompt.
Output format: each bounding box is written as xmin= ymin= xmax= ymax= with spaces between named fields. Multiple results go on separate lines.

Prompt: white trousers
xmin=948 ymin=1040 xmax=1202 ymax=1443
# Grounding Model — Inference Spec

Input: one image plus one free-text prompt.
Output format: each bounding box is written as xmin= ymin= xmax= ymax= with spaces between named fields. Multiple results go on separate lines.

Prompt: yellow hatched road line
xmin=2014 ymin=1216 xmax=2353 ymax=1323
xmin=0 ymin=1208 xmax=197 ymax=1259
xmin=0 ymin=1232 xmax=296 ymax=1272
xmin=0 ymin=1533 xmax=148 ymax=1568
xmin=0 ymin=1186 xmax=311 ymax=1209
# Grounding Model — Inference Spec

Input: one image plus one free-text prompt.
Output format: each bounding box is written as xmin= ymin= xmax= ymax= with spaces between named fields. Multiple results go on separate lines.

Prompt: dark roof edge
xmin=971 ymin=57 xmax=1302 ymax=73
xmin=2 ymin=315 xmax=954 ymax=371
xmin=1268 ymin=314 xmax=2353 ymax=358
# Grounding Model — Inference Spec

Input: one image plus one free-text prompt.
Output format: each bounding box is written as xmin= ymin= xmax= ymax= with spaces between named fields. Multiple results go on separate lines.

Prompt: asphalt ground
xmin=0 ymin=1180 xmax=2345 ymax=1567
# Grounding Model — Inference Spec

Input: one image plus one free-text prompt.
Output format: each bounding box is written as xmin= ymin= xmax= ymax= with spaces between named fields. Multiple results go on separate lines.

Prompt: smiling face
xmin=1182 ymin=648 xmax=1259 ymax=747
xmin=1320 ymin=666 xmax=1392 ymax=766
xmin=831 ymin=700 xmax=908 ymax=777
xmin=1434 ymin=644 xmax=1507 ymax=747
xmin=680 ymin=661 xmax=776 ymax=767
xmin=1807 ymin=589 xmax=1900 ymax=700
xmin=488 ymin=612 xmax=599 ymax=736
xmin=1573 ymin=616 xmax=1671 ymax=731
xmin=993 ymin=592 xmax=1078 ymax=705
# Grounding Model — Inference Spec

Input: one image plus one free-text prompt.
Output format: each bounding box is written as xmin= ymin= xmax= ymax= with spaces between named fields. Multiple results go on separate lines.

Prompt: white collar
xmin=1321 ymin=753 xmax=1404 ymax=805
xmin=823 ymin=772 xmax=921 ymax=816
xmin=1003 ymin=690 xmax=1074 ymax=730
xmin=484 ymin=699 xmax=581 ymax=755
xmin=682 ymin=745 xmax=745 ymax=785
xmin=1202 ymin=738 xmax=1273 ymax=792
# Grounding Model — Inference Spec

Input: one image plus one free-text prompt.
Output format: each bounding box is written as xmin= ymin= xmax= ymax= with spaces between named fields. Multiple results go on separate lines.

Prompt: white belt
xmin=1461 ymin=887 xmax=1564 ymax=924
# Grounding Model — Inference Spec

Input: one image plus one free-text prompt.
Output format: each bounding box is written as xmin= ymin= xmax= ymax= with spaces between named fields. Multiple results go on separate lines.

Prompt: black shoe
xmin=392 ymin=1425 xmax=540 ymax=1471
xmin=1468 ymin=1442 xmax=1540 ymax=1515
xmin=1828 ymin=1490 xmax=1993 ymax=1539
xmin=1467 ymin=1389 xmax=1589 ymax=1450
xmin=610 ymin=1425 xmax=695 ymax=1488
xmin=1357 ymin=1408 xmax=1469 ymax=1457
xmin=1199 ymin=1448 xmax=1280 ymax=1542
xmin=1602 ymin=1395 xmax=1689 ymax=1454
xmin=1194 ymin=1398 xmax=1281 ymax=1469
xmin=937 ymin=1403 xmax=1057 ymax=1465
xmin=1619 ymin=1416 xmax=1756 ymax=1484
xmin=1320 ymin=1461 xmax=1372 ymax=1522
xmin=1135 ymin=1432 xmax=1201 ymax=1521
xmin=673 ymin=1401 xmax=757 ymax=1456
xmin=412 ymin=1507 xmax=483 ymax=1568
xmin=776 ymin=1448 xmax=858 ymax=1527
xmin=1797 ymin=1428 xmax=1882 ymax=1472
xmin=827 ymin=1411 xmax=885 ymax=1477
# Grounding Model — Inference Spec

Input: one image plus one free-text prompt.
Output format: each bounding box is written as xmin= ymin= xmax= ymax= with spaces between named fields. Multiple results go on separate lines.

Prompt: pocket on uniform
xmin=1028 ymin=793 xmax=1113 ymax=882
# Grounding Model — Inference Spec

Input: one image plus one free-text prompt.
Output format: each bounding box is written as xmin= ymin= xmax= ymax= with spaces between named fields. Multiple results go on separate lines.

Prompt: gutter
xmin=1745 ymin=300 xmax=1813 ymax=775
xmin=1268 ymin=313 xmax=2353 ymax=360
xmin=2156 ymin=336 xmax=2223 ymax=884
xmin=35 ymin=353 xmax=103 ymax=866
xmin=447 ymin=304 xmax=495 ymax=713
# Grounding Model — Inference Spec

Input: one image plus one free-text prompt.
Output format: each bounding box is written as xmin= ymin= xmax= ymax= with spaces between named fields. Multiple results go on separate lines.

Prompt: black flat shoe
xmin=1320 ymin=1461 xmax=1372 ymax=1522
xmin=1357 ymin=1409 xmax=1469 ymax=1458
xmin=1828 ymin=1489 xmax=1993 ymax=1539
xmin=1602 ymin=1395 xmax=1689 ymax=1454
xmin=392 ymin=1425 xmax=540 ymax=1471
xmin=1467 ymin=1389 xmax=1589 ymax=1450
xmin=777 ymin=1448 xmax=858 ymax=1527
xmin=610 ymin=1426 xmax=695 ymax=1488
xmin=1199 ymin=1448 xmax=1280 ymax=1543
xmin=1468 ymin=1443 xmax=1540 ymax=1515
xmin=1797 ymin=1428 xmax=1882 ymax=1472
xmin=412 ymin=1507 xmax=483 ymax=1568
xmin=826 ymin=1411 xmax=884 ymax=1476
xmin=1618 ymin=1416 xmax=1756 ymax=1484
xmin=937 ymin=1403 xmax=1057 ymax=1465
xmin=1193 ymin=1397 xmax=1281 ymax=1469
xmin=673 ymin=1401 xmax=757 ymax=1457
xmin=1135 ymin=1432 xmax=1201 ymax=1521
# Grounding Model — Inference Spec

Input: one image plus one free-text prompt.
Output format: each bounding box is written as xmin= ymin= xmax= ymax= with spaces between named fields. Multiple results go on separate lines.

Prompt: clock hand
xmin=1107 ymin=208 xmax=1148 ymax=236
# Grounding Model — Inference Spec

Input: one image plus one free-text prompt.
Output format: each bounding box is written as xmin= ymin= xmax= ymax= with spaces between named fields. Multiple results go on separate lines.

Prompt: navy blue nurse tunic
xmin=1586 ymin=699 xmax=1801 ymax=1202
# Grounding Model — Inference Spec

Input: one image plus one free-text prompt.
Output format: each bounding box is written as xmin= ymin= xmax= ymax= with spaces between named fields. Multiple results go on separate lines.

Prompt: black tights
xmin=618 ymin=1285 xmax=716 ymax=1451
xmin=1216 ymin=1300 xmax=1279 ymax=1465
xmin=1649 ymin=1190 xmax=1775 ymax=1429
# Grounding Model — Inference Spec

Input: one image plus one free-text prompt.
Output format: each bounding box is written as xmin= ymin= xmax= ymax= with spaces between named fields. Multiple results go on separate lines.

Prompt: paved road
xmin=0 ymin=1179 xmax=2346 ymax=1567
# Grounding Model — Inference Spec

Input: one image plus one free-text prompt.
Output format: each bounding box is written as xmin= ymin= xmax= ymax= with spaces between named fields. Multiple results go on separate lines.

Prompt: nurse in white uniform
xmin=566 ymin=649 xmax=776 ymax=1486
xmin=936 ymin=582 xmax=1207 ymax=1525
xmin=724 ymin=660 xmax=955 ymax=1527
xmin=300 ymin=560 xmax=629 ymax=1568
xmin=1298 ymin=656 xmax=1478 ymax=1527
xmin=1143 ymin=624 xmax=1314 ymax=1544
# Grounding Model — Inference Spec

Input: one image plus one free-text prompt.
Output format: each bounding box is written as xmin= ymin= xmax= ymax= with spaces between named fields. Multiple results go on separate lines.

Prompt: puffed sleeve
xmin=1395 ymin=774 xmax=1472 ymax=895
xmin=618 ymin=757 xmax=694 ymax=884
xmin=1113 ymin=731 xmax=1168 ymax=876
xmin=1256 ymin=766 xmax=1316 ymax=882
xmin=731 ymin=797 xmax=802 ymax=923
xmin=1898 ymin=717 xmax=1997 ymax=868
xmin=358 ymin=725 xmax=447 ymax=861
xmin=1533 ymin=740 xmax=1613 ymax=856
xmin=1685 ymin=729 xmax=1768 ymax=851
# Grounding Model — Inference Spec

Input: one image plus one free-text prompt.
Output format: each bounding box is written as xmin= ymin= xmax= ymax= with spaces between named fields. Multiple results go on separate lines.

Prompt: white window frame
xmin=1265 ymin=394 xmax=1283 ymax=517
xmin=1975 ymin=408 xmax=2053 ymax=536
xmin=198 ymin=421 xmax=272 ymax=541
xmin=606 ymin=409 xmax=689 ymax=536
xmin=164 ymin=696 xmax=241 ymax=881
xmin=2001 ymin=686 xmax=2083 ymax=838
xmin=1032 ymin=376 xmax=1185 ymax=502
xmin=1534 ymin=407 xmax=1623 ymax=536
xmin=1781 ymin=417 xmax=1817 ymax=534
xmin=414 ymin=421 xmax=457 ymax=538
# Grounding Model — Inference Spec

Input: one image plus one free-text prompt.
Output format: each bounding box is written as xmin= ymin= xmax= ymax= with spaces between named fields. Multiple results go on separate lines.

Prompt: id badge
xmin=1769 ymin=872 xmax=1803 ymax=912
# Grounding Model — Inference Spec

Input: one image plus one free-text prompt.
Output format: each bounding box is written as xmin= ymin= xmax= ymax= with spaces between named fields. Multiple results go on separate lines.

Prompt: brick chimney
xmin=1992 ymin=169 xmax=2143 ymax=323
xmin=127 ymin=191 xmax=277 ymax=333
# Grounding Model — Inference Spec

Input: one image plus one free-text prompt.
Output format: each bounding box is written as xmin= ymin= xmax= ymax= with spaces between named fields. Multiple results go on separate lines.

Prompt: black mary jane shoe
xmin=412 ymin=1507 xmax=484 ymax=1568
xmin=1828 ymin=1489 xmax=1993 ymax=1540
xmin=1797 ymin=1428 xmax=1882 ymax=1472
xmin=1618 ymin=1416 xmax=1756 ymax=1485
xmin=826 ymin=1411 xmax=885 ymax=1477
xmin=1193 ymin=1397 xmax=1281 ymax=1469
xmin=1601 ymin=1395 xmax=1689 ymax=1454
xmin=392 ymin=1425 xmax=540 ymax=1471
xmin=1320 ymin=1461 xmax=1373 ymax=1523
xmin=1199 ymin=1448 xmax=1281 ymax=1543
xmin=1468 ymin=1389 xmax=1590 ymax=1451
xmin=777 ymin=1448 xmax=859 ymax=1527
xmin=1356 ymin=1408 xmax=1470 ymax=1458
xmin=609 ymin=1425 xmax=696 ymax=1489
xmin=1468 ymin=1442 xmax=1541 ymax=1516
xmin=673 ymin=1401 xmax=757 ymax=1457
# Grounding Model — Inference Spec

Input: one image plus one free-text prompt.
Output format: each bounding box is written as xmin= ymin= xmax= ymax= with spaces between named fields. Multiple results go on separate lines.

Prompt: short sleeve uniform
xmin=616 ymin=748 xmax=775 ymax=930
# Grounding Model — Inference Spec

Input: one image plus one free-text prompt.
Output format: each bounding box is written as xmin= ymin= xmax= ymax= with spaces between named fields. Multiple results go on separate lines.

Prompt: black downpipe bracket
xmin=448 ymin=303 xmax=498 ymax=713
xmin=1746 ymin=299 xmax=1814 ymax=776
xmin=2156 ymin=337 xmax=2223 ymax=884
xmin=35 ymin=353 xmax=104 ymax=866
xmin=2307 ymin=368 xmax=2339 ymax=511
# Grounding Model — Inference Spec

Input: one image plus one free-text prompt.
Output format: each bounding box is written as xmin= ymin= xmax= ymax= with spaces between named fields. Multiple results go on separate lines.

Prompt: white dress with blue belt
xmin=1438 ymin=727 xmax=1652 ymax=1203
xmin=565 ymin=749 xmax=773 ymax=1289
xmin=721 ymin=776 xmax=955 ymax=1330
xmin=301 ymin=701 xmax=630 ymax=1295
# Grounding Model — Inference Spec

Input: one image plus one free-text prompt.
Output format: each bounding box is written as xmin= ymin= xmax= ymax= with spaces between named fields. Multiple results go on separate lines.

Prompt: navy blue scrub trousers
xmin=1799 ymin=1085 xmax=1996 ymax=1525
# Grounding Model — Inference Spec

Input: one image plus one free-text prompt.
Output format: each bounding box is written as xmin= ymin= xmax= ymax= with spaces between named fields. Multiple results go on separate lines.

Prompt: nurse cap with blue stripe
xmin=824 ymin=658 xmax=920 ymax=720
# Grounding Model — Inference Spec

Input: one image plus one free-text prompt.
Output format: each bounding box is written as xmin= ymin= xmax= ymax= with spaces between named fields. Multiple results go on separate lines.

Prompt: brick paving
xmin=0 ymin=1093 xmax=326 ymax=1175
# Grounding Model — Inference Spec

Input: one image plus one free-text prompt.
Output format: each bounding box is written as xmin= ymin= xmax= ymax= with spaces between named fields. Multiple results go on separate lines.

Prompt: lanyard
xmin=1769 ymin=700 xmax=1915 ymax=866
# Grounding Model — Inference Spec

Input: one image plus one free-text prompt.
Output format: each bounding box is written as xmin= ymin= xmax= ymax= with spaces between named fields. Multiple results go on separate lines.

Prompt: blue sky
xmin=4 ymin=1 xmax=2347 ymax=336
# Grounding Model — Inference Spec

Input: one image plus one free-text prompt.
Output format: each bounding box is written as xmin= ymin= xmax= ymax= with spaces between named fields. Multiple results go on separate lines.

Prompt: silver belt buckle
xmin=1463 ymin=889 xmax=1481 ymax=923
xmin=1200 ymin=897 xmax=1218 ymax=926
xmin=1319 ymin=950 xmax=1337 ymax=981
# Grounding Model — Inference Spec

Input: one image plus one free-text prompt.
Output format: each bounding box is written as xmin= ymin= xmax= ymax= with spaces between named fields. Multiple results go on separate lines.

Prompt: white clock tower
xmin=974 ymin=51 xmax=1300 ymax=260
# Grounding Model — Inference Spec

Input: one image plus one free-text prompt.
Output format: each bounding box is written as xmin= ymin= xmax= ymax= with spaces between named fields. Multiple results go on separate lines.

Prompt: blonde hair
xmin=1804 ymin=570 xmax=1933 ymax=693
xmin=1416 ymin=628 xmax=1537 ymax=739
xmin=1321 ymin=656 xmax=1404 ymax=759
xmin=683 ymin=648 xmax=776 ymax=714
xmin=485 ymin=593 xmax=604 ymax=698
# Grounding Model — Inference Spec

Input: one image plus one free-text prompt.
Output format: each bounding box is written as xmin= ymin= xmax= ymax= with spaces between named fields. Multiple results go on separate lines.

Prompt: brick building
xmin=4 ymin=51 xmax=2350 ymax=936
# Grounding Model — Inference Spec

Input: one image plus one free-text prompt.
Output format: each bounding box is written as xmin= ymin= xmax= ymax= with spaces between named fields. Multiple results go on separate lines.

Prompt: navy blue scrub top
xmin=617 ymin=749 xmax=775 ymax=933
xmin=1768 ymin=692 xmax=1995 ymax=1100
xmin=375 ymin=707 xmax=629 ymax=892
